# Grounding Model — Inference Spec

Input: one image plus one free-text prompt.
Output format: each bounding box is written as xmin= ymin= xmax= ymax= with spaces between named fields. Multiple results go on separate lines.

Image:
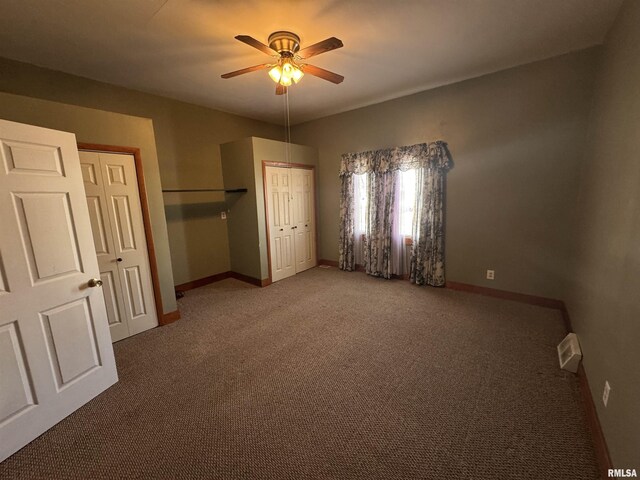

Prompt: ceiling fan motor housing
xmin=268 ymin=31 xmax=301 ymax=55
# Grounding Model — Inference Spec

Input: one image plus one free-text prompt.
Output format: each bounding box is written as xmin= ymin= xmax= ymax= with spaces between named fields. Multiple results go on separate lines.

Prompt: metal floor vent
xmin=557 ymin=333 xmax=582 ymax=373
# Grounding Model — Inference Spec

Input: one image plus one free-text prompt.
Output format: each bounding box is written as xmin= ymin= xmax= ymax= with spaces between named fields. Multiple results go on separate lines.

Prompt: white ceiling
xmin=0 ymin=0 xmax=623 ymax=125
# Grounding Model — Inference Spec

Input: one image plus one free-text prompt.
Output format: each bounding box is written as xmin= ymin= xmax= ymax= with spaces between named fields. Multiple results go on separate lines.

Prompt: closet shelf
xmin=162 ymin=188 xmax=247 ymax=193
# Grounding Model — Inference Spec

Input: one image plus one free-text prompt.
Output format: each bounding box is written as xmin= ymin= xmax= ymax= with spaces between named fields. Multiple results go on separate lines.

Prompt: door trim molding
xmin=77 ymin=143 xmax=169 ymax=326
xmin=161 ymin=310 xmax=181 ymax=325
xmin=262 ymin=161 xmax=317 ymax=285
xmin=263 ymin=161 xmax=315 ymax=169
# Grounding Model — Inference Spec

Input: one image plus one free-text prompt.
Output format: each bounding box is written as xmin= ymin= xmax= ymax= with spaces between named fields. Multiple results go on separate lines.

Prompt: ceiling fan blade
xmin=221 ymin=64 xmax=271 ymax=79
xmin=235 ymin=35 xmax=277 ymax=56
xmin=275 ymin=84 xmax=288 ymax=95
xmin=298 ymin=37 xmax=343 ymax=59
xmin=302 ymin=64 xmax=344 ymax=84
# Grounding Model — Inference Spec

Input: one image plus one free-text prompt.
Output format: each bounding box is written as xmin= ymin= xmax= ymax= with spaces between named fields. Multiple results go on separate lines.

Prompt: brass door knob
xmin=88 ymin=278 xmax=103 ymax=288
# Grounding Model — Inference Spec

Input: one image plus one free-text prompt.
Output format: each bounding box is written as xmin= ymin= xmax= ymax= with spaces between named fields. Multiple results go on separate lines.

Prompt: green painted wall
xmin=292 ymin=49 xmax=598 ymax=300
xmin=220 ymin=138 xmax=261 ymax=279
xmin=565 ymin=0 xmax=640 ymax=466
xmin=0 ymin=92 xmax=176 ymax=315
xmin=0 ymin=57 xmax=283 ymax=285
xmin=3 ymin=29 xmax=636 ymax=466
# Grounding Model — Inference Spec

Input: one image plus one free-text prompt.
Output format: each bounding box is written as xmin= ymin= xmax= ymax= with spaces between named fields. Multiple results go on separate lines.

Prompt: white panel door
xmin=265 ymin=166 xmax=295 ymax=282
xmin=0 ymin=119 xmax=117 ymax=462
xmin=80 ymin=152 xmax=129 ymax=342
xmin=79 ymin=151 xmax=157 ymax=340
xmin=291 ymin=168 xmax=316 ymax=273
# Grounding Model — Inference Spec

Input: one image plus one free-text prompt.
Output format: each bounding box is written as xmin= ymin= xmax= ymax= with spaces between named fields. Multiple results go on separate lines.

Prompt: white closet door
xmin=80 ymin=151 xmax=157 ymax=341
xmin=80 ymin=152 xmax=129 ymax=342
xmin=265 ymin=166 xmax=296 ymax=282
xmin=291 ymin=168 xmax=316 ymax=273
xmin=0 ymin=119 xmax=117 ymax=462
xmin=95 ymin=152 xmax=157 ymax=338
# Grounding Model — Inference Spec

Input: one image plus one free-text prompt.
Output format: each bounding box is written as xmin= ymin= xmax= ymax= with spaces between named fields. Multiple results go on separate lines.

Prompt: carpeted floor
xmin=1 ymin=267 xmax=599 ymax=479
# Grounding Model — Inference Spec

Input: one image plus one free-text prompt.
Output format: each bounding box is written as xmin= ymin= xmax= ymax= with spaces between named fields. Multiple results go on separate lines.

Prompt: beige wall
xmin=0 ymin=57 xmax=283 ymax=285
xmin=565 ymin=0 xmax=640 ymax=467
xmin=292 ymin=49 xmax=598 ymax=299
xmin=0 ymin=92 xmax=176 ymax=315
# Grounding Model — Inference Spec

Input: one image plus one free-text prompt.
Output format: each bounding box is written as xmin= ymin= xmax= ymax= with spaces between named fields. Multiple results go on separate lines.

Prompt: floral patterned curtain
xmin=339 ymin=142 xmax=449 ymax=175
xmin=409 ymin=160 xmax=450 ymax=286
xmin=339 ymin=141 xmax=453 ymax=284
xmin=363 ymin=171 xmax=397 ymax=278
xmin=338 ymin=174 xmax=355 ymax=270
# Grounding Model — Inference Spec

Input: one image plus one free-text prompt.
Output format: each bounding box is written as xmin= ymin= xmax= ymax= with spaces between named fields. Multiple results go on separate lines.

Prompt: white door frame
xmin=77 ymin=143 xmax=170 ymax=327
xmin=262 ymin=161 xmax=318 ymax=284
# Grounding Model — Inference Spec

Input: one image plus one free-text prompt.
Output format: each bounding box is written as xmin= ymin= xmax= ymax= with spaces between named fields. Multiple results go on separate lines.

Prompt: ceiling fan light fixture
xmin=222 ymin=31 xmax=343 ymax=93
xmin=279 ymin=73 xmax=293 ymax=87
xmin=268 ymin=59 xmax=303 ymax=86
xmin=282 ymin=59 xmax=303 ymax=85
xmin=282 ymin=60 xmax=294 ymax=75
xmin=279 ymin=61 xmax=293 ymax=86
xmin=268 ymin=65 xmax=282 ymax=83
xmin=291 ymin=66 xmax=304 ymax=84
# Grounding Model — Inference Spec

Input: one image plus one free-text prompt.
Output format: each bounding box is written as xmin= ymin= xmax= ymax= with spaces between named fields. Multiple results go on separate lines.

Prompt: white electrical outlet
xmin=221 ymin=211 xmax=227 ymax=219
xmin=603 ymin=381 xmax=611 ymax=407
xmin=486 ymin=269 xmax=495 ymax=280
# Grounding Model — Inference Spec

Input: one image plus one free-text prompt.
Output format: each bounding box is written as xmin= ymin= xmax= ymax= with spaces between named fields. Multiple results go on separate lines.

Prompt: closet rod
xmin=162 ymin=188 xmax=248 ymax=193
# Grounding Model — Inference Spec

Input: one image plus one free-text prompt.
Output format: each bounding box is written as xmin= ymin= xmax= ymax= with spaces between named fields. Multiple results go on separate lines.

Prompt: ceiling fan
xmin=221 ymin=31 xmax=344 ymax=95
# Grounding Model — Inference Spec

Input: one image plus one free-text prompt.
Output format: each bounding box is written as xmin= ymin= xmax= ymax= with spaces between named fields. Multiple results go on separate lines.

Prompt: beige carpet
xmin=1 ymin=267 xmax=599 ymax=479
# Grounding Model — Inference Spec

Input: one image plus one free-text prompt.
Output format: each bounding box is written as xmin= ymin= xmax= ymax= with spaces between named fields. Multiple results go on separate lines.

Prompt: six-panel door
xmin=0 ymin=119 xmax=117 ymax=462
xmin=265 ymin=165 xmax=316 ymax=282
xmin=79 ymin=151 xmax=157 ymax=341
xmin=265 ymin=166 xmax=296 ymax=282
xmin=291 ymin=168 xmax=316 ymax=273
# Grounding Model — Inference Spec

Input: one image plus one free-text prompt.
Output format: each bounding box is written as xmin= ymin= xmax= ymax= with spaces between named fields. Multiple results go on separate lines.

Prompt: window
xmin=398 ymin=169 xmax=416 ymax=237
xmin=353 ymin=170 xmax=417 ymax=237
xmin=339 ymin=141 xmax=452 ymax=282
xmin=353 ymin=173 xmax=368 ymax=234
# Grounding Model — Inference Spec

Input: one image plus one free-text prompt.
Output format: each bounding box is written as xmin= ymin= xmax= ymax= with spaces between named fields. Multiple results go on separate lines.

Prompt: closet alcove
xmin=221 ymin=137 xmax=319 ymax=285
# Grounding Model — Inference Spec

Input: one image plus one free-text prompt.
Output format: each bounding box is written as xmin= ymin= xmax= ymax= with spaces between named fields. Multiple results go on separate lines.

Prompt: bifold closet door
xmin=79 ymin=151 xmax=157 ymax=342
xmin=291 ymin=168 xmax=316 ymax=273
xmin=265 ymin=165 xmax=317 ymax=282
xmin=265 ymin=166 xmax=296 ymax=282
